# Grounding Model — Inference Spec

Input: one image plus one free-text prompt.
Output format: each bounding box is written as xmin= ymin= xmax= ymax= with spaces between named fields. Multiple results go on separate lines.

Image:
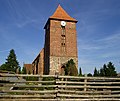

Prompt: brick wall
xmin=32 ymin=48 xmax=44 ymax=75
xmin=44 ymin=19 xmax=78 ymax=75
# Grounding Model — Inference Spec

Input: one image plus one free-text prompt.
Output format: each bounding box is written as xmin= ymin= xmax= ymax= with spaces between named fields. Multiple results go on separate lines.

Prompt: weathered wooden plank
xmin=57 ymin=93 xmax=120 ymax=98
xmin=1 ymin=90 xmax=57 ymax=94
xmin=0 ymin=99 xmax=58 ymax=101
xmin=0 ymin=94 xmax=56 ymax=98
xmin=86 ymin=85 xmax=120 ymax=89
xmin=3 ymin=84 xmax=57 ymax=88
xmin=60 ymin=98 xmax=120 ymax=101
xmin=1 ymin=74 xmax=120 ymax=80
xmin=58 ymin=89 xmax=120 ymax=94
xmin=1 ymin=80 xmax=55 ymax=83
xmin=2 ymin=89 xmax=120 ymax=95
xmin=58 ymin=85 xmax=84 ymax=88
xmin=0 ymin=74 xmax=57 ymax=78
xmin=59 ymin=75 xmax=120 ymax=80
xmin=56 ymin=81 xmax=120 ymax=85
xmin=1 ymin=98 xmax=120 ymax=101
xmin=58 ymin=85 xmax=120 ymax=89
xmin=3 ymin=83 xmax=120 ymax=89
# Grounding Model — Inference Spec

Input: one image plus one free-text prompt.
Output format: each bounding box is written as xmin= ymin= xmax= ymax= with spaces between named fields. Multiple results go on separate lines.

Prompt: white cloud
xmin=16 ymin=19 xmax=37 ymax=28
xmin=101 ymin=50 xmax=120 ymax=58
xmin=98 ymin=32 xmax=120 ymax=42
xmin=78 ymin=30 xmax=120 ymax=51
xmin=78 ymin=43 xmax=101 ymax=50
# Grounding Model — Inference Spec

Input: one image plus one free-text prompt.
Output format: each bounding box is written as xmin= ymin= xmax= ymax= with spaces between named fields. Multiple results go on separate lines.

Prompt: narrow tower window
xmin=61 ymin=26 xmax=66 ymax=54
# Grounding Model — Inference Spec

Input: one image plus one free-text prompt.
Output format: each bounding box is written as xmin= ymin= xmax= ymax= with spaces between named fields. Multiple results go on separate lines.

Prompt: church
xmin=24 ymin=5 xmax=78 ymax=75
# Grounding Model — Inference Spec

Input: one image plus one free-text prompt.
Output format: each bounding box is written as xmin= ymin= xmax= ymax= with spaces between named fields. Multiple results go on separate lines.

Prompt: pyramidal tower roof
xmin=50 ymin=5 xmax=77 ymax=22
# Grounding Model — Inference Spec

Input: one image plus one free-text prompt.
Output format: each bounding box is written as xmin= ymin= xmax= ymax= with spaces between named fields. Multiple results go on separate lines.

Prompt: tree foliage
xmin=0 ymin=49 xmax=20 ymax=73
xmin=99 ymin=64 xmax=107 ymax=76
xmin=0 ymin=64 xmax=8 ymax=71
xmin=64 ymin=59 xmax=78 ymax=76
xmin=93 ymin=62 xmax=117 ymax=77
xmin=22 ymin=67 xmax=27 ymax=74
xmin=87 ymin=73 xmax=92 ymax=77
xmin=93 ymin=67 xmax=99 ymax=77
xmin=107 ymin=62 xmax=117 ymax=77
xmin=79 ymin=67 xmax=82 ymax=76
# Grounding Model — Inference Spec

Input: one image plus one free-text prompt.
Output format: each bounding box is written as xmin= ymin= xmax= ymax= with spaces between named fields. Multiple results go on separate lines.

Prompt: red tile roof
xmin=50 ymin=5 xmax=77 ymax=22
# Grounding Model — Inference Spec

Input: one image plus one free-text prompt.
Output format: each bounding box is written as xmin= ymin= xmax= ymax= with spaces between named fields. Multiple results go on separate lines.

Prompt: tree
xmin=64 ymin=59 xmax=78 ymax=76
xmin=103 ymin=64 xmax=107 ymax=76
xmin=79 ymin=67 xmax=82 ymax=76
xmin=93 ymin=67 xmax=99 ymax=77
xmin=87 ymin=73 xmax=92 ymax=77
xmin=64 ymin=63 xmax=69 ymax=75
xmin=0 ymin=49 xmax=20 ymax=72
xmin=19 ymin=67 xmax=21 ymax=74
xmin=22 ymin=67 xmax=27 ymax=74
xmin=16 ymin=67 xmax=21 ymax=74
xmin=99 ymin=68 xmax=104 ymax=76
xmin=99 ymin=64 xmax=107 ymax=76
xmin=94 ymin=62 xmax=117 ymax=77
xmin=107 ymin=62 xmax=117 ymax=77
xmin=0 ymin=64 xmax=8 ymax=71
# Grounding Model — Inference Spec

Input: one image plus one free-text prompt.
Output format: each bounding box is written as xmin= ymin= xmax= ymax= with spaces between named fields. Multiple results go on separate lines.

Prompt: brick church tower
xmin=44 ymin=5 xmax=78 ymax=75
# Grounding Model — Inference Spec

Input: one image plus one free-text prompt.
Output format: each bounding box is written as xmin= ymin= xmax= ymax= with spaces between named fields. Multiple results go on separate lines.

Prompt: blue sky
xmin=0 ymin=0 xmax=120 ymax=74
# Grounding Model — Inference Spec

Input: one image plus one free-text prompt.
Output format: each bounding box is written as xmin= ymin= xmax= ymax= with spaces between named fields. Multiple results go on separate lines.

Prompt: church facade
xmin=24 ymin=5 xmax=78 ymax=75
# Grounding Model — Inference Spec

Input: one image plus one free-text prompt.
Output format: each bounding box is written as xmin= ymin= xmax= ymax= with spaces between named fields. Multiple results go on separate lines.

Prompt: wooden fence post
xmin=55 ymin=75 xmax=59 ymax=100
xmin=38 ymin=75 xmax=42 ymax=85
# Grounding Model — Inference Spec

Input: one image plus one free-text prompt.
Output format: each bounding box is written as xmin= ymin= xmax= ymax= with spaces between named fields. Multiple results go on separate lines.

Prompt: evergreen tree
xmin=99 ymin=68 xmax=104 ymax=76
xmin=17 ymin=67 xmax=21 ymax=74
xmin=65 ymin=59 xmax=78 ymax=76
xmin=107 ymin=62 xmax=117 ymax=77
xmin=22 ymin=67 xmax=27 ymax=74
xmin=87 ymin=73 xmax=92 ymax=77
xmin=19 ymin=67 xmax=21 ymax=74
xmin=103 ymin=64 xmax=107 ymax=76
xmin=0 ymin=49 xmax=20 ymax=72
xmin=93 ymin=67 xmax=99 ymax=77
xmin=94 ymin=62 xmax=117 ymax=77
xmin=99 ymin=64 xmax=108 ymax=77
xmin=64 ymin=62 xmax=69 ymax=75
xmin=79 ymin=67 xmax=82 ymax=76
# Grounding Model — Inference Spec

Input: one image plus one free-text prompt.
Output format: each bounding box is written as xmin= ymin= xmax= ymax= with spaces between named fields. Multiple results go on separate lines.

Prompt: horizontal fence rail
xmin=0 ymin=73 xmax=120 ymax=101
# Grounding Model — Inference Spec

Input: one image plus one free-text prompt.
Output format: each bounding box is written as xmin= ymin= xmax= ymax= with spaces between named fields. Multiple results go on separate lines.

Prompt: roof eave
xmin=49 ymin=17 xmax=78 ymax=23
xmin=44 ymin=19 xmax=50 ymax=29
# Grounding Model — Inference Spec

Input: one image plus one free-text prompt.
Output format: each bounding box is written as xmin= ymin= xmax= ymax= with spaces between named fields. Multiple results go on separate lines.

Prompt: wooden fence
xmin=0 ymin=73 xmax=120 ymax=101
